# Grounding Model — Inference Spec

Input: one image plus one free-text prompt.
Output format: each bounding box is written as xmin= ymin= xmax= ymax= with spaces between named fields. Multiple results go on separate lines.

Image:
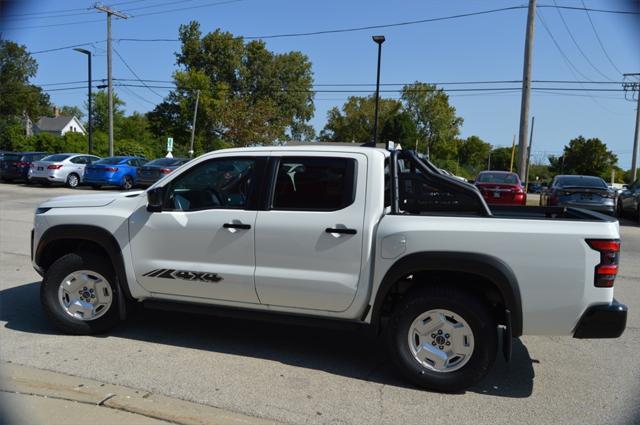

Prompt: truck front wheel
xmin=40 ymin=253 xmax=123 ymax=334
xmin=386 ymin=286 xmax=497 ymax=392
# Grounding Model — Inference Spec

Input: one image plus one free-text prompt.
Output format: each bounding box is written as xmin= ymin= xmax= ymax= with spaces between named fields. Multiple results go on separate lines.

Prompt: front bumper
xmin=573 ymin=299 xmax=627 ymax=338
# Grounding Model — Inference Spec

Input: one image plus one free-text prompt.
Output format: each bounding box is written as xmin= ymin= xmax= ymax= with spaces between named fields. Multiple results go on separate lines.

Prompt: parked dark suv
xmin=0 ymin=152 xmax=49 ymax=183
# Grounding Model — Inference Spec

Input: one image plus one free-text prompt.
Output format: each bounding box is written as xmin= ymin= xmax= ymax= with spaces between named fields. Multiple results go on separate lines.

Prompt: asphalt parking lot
xmin=1 ymin=183 xmax=639 ymax=425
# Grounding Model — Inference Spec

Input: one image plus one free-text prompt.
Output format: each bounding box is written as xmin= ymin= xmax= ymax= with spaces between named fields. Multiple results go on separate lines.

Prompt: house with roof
xmin=34 ymin=115 xmax=86 ymax=136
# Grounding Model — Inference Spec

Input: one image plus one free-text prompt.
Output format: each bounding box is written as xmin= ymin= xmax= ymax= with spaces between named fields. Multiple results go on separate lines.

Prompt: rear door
xmin=254 ymin=153 xmax=366 ymax=312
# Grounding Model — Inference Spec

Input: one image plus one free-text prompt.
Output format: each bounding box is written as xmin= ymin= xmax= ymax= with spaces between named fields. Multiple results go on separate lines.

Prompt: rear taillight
xmin=104 ymin=167 xmax=118 ymax=172
xmin=159 ymin=168 xmax=172 ymax=174
xmin=586 ymin=239 xmax=620 ymax=287
xmin=17 ymin=161 xmax=30 ymax=168
xmin=47 ymin=164 xmax=63 ymax=169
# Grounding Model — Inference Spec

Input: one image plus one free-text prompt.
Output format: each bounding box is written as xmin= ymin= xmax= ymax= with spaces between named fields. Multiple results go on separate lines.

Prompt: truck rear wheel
xmin=40 ymin=253 xmax=123 ymax=334
xmin=386 ymin=286 xmax=497 ymax=392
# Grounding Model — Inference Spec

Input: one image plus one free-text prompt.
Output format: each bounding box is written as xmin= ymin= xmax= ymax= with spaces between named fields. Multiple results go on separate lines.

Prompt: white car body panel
xmin=32 ymin=145 xmax=621 ymax=335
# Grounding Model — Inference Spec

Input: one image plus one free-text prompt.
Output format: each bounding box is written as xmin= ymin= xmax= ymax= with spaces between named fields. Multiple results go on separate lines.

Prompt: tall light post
xmin=369 ymin=35 xmax=385 ymax=147
xmin=73 ymin=48 xmax=93 ymax=154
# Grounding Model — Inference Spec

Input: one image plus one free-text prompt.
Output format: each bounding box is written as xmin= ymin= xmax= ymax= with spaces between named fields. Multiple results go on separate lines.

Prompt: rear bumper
xmin=573 ymin=299 xmax=627 ymax=338
xmin=558 ymin=201 xmax=615 ymax=214
xmin=136 ymin=177 xmax=159 ymax=187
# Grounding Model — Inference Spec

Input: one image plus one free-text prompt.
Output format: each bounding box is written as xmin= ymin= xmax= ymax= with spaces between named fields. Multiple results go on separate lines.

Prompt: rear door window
xmin=271 ymin=157 xmax=356 ymax=211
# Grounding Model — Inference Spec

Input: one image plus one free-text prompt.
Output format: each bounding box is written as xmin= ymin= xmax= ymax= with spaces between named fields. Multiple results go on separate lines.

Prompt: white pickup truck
xmin=32 ymin=144 xmax=627 ymax=392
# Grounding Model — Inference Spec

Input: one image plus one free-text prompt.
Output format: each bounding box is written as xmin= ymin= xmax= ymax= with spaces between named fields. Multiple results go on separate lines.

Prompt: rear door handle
xmin=223 ymin=223 xmax=251 ymax=230
xmin=325 ymin=227 xmax=357 ymax=235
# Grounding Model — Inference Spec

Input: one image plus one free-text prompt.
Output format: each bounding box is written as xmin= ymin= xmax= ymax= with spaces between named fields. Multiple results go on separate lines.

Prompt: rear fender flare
xmin=371 ymin=252 xmax=523 ymax=336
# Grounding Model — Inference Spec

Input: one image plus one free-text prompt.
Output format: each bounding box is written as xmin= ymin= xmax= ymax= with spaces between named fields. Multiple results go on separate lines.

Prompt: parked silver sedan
xmin=28 ymin=153 xmax=101 ymax=188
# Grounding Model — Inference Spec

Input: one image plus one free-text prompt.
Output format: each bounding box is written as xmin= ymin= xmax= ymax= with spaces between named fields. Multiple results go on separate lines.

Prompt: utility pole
xmin=509 ymin=134 xmax=516 ymax=172
xmin=623 ymin=73 xmax=640 ymax=181
xmin=94 ymin=3 xmax=128 ymax=157
xmin=188 ymin=90 xmax=201 ymax=158
xmin=525 ymin=116 xmax=535 ymax=191
xmin=517 ymin=0 xmax=537 ymax=181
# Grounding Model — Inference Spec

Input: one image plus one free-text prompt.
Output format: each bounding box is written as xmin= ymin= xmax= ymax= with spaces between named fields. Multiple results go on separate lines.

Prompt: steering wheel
xmin=207 ymin=188 xmax=224 ymax=206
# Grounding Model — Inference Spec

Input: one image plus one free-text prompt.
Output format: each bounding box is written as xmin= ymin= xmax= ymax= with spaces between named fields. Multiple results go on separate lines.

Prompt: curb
xmin=0 ymin=362 xmax=279 ymax=425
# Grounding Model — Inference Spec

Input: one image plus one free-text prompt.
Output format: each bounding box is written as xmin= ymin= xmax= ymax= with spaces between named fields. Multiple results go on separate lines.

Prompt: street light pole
xmin=73 ymin=48 xmax=92 ymax=154
xmin=189 ymin=89 xmax=201 ymax=158
xmin=370 ymin=35 xmax=385 ymax=147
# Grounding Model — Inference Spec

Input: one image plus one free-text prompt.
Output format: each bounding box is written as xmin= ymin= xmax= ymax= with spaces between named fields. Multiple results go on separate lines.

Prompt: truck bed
xmin=489 ymin=205 xmax=617 ymax=221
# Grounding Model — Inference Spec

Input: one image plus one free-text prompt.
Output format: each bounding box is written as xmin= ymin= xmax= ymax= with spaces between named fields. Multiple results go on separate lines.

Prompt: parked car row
xmin=469 ymin=170 xmax=638 ymax=223
xmin=0 ymin=151 xmax=189 ymax=190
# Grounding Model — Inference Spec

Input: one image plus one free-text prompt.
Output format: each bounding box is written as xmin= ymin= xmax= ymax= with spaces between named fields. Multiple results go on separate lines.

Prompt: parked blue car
xmin=83 ymin=156 xmax=147 ymax=190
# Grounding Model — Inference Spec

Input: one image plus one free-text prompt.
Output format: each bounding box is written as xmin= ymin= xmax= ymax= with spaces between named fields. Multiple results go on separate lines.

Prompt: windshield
xmin=145 ymin=158 xmax=186 ymax=167
xmin=94 ymin=157 xmax=124 ymax=165
xmin=41 ymin=154 xmax=71 ymax=162
xmin=476 ymin=172 xmax=519 ymax=184
xmin=556 ymin=176 xmax=608 ymax=189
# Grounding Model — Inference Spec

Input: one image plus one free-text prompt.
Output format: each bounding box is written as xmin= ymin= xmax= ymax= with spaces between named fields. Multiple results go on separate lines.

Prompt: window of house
xmin=271 ymin=157 xmax=356 ymax=211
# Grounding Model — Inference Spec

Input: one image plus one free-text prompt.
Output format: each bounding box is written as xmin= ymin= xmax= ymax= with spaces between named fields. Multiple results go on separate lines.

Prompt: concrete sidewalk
xmin=0 ymin=362 xmax=279 ymax=425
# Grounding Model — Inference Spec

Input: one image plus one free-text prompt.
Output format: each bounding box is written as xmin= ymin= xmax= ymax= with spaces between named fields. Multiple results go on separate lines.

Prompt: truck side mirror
xmin=147 ymin=187 xmax=163 ymax=212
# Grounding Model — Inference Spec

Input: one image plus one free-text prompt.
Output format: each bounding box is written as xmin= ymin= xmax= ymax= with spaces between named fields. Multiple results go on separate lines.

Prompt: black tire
xmin=25 ymin=178 xmax=34 ymax=186
xmin=121 ymin=175 xmax=134 ymax=190
xmin=2 ymin=178 xmax=13 ymax=183
xmin=386 ymin=286 xmax=497 ymax=393
xmin=637 ymin=207 xmax=640 ymax=225
xmin=66 ymin=173 xmax=80 ymax=189
xmin=91 ymin=184 xmax=101 ymax=190
xmin=40 ymin=252 xmax=123 ymax=334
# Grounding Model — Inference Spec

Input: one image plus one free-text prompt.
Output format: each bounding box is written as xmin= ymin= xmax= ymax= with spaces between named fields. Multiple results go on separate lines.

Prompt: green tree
xmin=458 ymin=135 xmax=491 ymax=169
xmin=59 ymin=105 xmax=84 ymax=120
xmin=149 ymin=23 xmax=315 ymax=153
xmin=379 ymin=111 xmax=418 ymax=146
xmin=401 ymin=82 xmax=463 ymax=160
xmin=320 ymin=96 xmax=402 ymax=144
xmin=88 ymin=90 xmax=125 ymax=134
xmin=0 ymin=40 xmax=51 ymax=148
xmin=548 ymin=136 xmax=617 ymax=179
xmin=488 ymin=147 xmax=515 ymax=171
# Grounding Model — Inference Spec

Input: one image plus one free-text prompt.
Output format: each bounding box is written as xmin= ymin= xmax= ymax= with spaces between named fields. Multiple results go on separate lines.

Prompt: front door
xmin=129 ymin=156 xmax=264 ymax=303
xmin=254 ymin=153 xmax=366 ymax=312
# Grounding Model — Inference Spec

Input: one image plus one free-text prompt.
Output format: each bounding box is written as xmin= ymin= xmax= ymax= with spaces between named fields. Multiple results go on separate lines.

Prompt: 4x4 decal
xmin=142 ymin=268 xmax=223 ymax=283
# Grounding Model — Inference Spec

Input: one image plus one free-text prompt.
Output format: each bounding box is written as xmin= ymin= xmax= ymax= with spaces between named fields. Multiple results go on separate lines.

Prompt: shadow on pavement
xmin=1 ymin=281 xmax=533 ymax=398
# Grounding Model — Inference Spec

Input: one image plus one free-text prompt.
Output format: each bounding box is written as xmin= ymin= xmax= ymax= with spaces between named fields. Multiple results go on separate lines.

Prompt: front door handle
xmin=325 ymin=227 xmax=357 ymax=235
xmin=223 ymin=223 xmax=251 ymax=230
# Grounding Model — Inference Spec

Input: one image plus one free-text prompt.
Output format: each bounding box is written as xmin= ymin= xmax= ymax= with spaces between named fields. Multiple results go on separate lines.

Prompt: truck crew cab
xmin=32 ymin=144 xmax=627 ymax=392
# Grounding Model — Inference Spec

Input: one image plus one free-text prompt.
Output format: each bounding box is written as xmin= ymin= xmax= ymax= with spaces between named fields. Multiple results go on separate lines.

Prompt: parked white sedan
xmin=28 ymin=154 xmax=101 ymax=188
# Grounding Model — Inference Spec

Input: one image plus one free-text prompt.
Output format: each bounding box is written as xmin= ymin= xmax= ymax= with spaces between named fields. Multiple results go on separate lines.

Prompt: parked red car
xmin=474 ymin=171 xmax=527 ymax=206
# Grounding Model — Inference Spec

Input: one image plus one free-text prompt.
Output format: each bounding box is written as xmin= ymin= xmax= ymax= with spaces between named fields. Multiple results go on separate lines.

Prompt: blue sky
xmin=2 ymin=0 xmax=639 ymax=167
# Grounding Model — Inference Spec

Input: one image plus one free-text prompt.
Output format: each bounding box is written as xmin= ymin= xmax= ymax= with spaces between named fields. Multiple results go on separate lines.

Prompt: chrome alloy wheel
xmin=407 ymin=309 xmax=475 ymax=373
xmin=57 ymin=270 xmax=113 ymax=321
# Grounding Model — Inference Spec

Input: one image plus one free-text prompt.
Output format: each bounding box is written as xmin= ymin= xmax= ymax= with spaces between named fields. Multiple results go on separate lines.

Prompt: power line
xmin=117 ymin=83 xmax=158 ymax=106
xmin=122 ymin=0 xmax=235 ymax=14
xmin=551 ymin=0 xmax=614 ymax=81
xmin=29 ymin=41 xmax=105 ymax=55
xmin=580 ymin=0 xmax=625 ymax=76
xmin=536 ymin=10 xmax=593 ymax=81
xmin=5 ymin=3 xmax=638 ymax=32
xmin=537 ymin=10 xmax=623 ymax=115
xmin=36 ymin=77 xmax=628 ymax=87
xmin=113 ymin=48 xmax=164 ymax=98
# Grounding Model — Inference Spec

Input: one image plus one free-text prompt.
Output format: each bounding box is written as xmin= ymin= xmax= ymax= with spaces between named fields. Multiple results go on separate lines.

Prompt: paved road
xmin=1 ymin=183 xmax=639 ymax=425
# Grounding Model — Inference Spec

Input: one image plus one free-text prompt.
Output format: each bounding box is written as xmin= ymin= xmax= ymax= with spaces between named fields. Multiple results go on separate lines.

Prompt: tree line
xmin=0 ymin=27 xmax=631 ymax=182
